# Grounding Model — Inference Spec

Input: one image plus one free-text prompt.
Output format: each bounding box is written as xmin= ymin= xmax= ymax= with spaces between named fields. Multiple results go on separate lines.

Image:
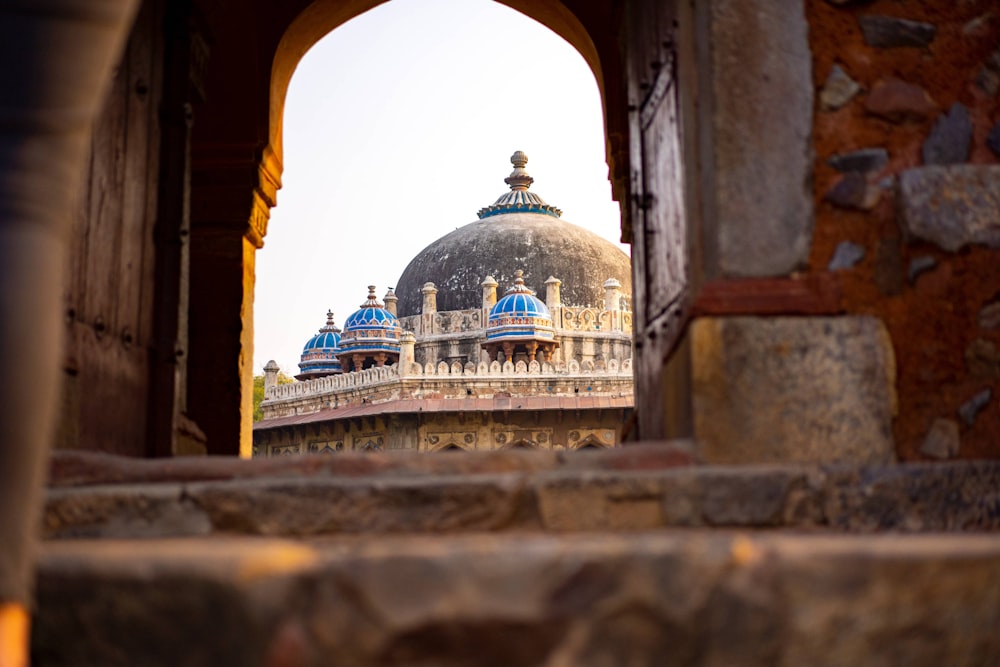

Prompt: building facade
xmin=254 ymin=153 xmax=635 ymax=455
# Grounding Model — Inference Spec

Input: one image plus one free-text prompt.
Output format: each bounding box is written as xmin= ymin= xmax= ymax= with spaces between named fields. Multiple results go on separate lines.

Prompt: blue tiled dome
xmin=297 ymin=311 xmax=343 ymax=379
xmin=486 ymin=271 xmax=555 ymax=342
xmin=337 ymin=286 xmax=402 ymax=370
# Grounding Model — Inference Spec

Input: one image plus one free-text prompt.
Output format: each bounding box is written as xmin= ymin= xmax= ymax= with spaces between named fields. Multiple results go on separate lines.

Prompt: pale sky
xmin=254 ymin=0 xmax=629 ymax=375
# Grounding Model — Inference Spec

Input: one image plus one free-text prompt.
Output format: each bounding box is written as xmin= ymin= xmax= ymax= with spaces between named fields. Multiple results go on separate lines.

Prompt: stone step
xmin=44 ymin=448 xmax=1000 ymax=538
xmin=33 ymin=532 xmax=1000 ymax=666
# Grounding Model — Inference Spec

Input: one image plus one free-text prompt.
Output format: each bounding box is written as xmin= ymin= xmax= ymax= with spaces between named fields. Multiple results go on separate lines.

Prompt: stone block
xmin=32 ymin=533 xmax=1000 ymax=665
xmin=827 ymin=240 xmax=865 ymax=270
xmin=185 ymin=474 xmax=537 ymax=535
xmin=922 ymin=103 xmax=972 ymax=165
xmin=858 ymin=15 xmax=936 ymax=48
xmin=898 ymin=165 xmax=1000 ymax=251
xmin=691 ymin=316 xmax=897 ymax=464
xmin=919 ymin=418 xmax=960 ymax=460
xmin=44 ymin=484 xmax=211 ymax=539
xmin=707 ymin=0 xmax=814 ymax=277
xmin=822 ymin=461 xmax=1000 ymax=531
xmin=535 ymin=472 xmax=667 ymax=531
xmin=865 ymin=78 xmax=937 ymax=122
xmin=827 ymin=147 xmax=889 ymax=174
xmin=819 ymin=64 xmax=861 ymax=111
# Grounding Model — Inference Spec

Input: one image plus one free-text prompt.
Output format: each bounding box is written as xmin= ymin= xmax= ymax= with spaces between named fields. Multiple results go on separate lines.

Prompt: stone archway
xmin=187 ymin=0 xmax=638 ymax=456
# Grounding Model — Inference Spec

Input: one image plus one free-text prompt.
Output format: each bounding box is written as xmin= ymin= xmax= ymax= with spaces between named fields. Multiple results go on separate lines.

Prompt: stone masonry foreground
xmin=34 ymin=447 xmax=1000 ymax=664
xmin=35 ymin=533 xmax=1000 ymax=666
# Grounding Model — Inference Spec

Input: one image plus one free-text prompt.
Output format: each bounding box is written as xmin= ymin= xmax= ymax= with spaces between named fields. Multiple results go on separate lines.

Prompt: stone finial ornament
xmin=360 ymin=285 xmax=383 ymax=309
xmin=504 ymin=151 xmax=534 ymax=191
xmin=477 ymin=151 xmax=562 ymax=219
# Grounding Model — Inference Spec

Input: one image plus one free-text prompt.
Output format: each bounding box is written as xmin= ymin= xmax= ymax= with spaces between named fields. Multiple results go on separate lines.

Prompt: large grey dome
xmin=395 ymin=152 xmax=631 ymax=317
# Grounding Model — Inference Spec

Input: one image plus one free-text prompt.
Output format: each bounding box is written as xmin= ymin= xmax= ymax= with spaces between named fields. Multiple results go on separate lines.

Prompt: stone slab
xmin=707 ymin=0 xmax=814 ymax=277
xmin=45 ymin=484 xmax=212 ymax=539
xmin=691 ymin=316 xmax=897 ymax=464
xmin=859 ymin=15 xmax=936 ymax=48
xmin=47 ymin=443 xmax=694 ymax=488
xmin=43 ymin=461 xmax=1000 ymax=538
xmin=898 ymin=165 xmax=1000 ymax=251
xmin=33 ymin=533 xmax=1000 ymax=666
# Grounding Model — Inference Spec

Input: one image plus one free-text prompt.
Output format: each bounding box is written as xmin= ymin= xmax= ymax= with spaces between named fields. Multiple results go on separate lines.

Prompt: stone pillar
xmin=691 ymin=316 xmax=896 ymax=464
xmin=603 ymin=278 xmax=621 ymax=331
xmin=263 ymin=360 xmax=280 ymax=396
xmin=481 ymin=276 xmax=498 ymax=310
xmin=399 ymin=331 xmax=416 ymax=377
xmin=604 ymin=278 xmax=622 ymax=312
xmin=545 ymin=276 xmax=562 ymax=329
xmin=383 ymin=288 xmax=398 ymax=316
xmin=421 ymin=282 xmax=438 ymax=315
xmin=545 ymin=276 xmax=562 ymax=310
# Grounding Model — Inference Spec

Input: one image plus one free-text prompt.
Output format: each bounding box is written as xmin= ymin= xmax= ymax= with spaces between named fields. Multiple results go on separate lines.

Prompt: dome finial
xmin=360 ymin=285 xmax=383 ymax=309
xmin=505 ymin=269 xmax=534 ymax=295
xmin=478 ymin=151 xmax=561 ymax=219
xmin=326 ymin=309 xmax=335 ymax=325
xmin=504 ymin=151 xmax=534 ymax=191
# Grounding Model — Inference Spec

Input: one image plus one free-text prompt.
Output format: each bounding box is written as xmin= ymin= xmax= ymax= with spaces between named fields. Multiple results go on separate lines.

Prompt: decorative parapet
xmin=399 ymin=309 xmax=483 ymax=337
xmin=412 ymin=356 xmax=632 ymax=377
xmin=399 ymin=305 xmax=632 ymax=336
xmin=266 ymin=364 xmax=400 ymax=401
xmin=561 ymin=306 xmax=633 ymax=334
xmin=263 ymin=356 xmax=633 ymax=404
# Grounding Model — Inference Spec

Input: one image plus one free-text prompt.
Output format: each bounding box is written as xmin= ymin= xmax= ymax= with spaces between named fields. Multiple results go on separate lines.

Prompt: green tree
xmin=253 ymin=371 xmax=294 ymax=422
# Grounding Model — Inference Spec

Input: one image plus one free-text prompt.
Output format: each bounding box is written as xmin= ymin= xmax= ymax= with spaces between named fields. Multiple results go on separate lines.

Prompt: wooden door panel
xmin=625 ymin=0 xmax=691 ymax=440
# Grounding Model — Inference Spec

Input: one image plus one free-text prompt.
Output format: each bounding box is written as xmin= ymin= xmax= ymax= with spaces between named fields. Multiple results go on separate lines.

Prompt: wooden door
xmin=624 ymin=0 xmax=693 ymax=440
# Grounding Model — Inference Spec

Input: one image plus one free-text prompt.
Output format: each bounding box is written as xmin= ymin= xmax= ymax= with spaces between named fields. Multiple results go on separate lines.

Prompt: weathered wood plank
xmin=81 ymin=52 xmax=127 ymax=334
xmin=58 ymin=1 xmax=166 ymax=455
xmin=625 ymin=0 xmax=690 ymax=441
xmin=118 ymin=0 xmax=159 ymax=348
xmin=692 ymin=274 xmax=844 ymax=317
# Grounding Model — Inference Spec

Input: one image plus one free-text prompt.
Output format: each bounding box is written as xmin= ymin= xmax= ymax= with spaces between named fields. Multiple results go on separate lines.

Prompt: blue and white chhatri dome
xmin=487 ymin=271 xmax=555 ymax=341
xmin=337 ymin=286 xmax=402 ymax=372
xmin=483 ymin=271 xmax=559 ymax=363
xmin=297 ymin=310 xmax=342 ymax=380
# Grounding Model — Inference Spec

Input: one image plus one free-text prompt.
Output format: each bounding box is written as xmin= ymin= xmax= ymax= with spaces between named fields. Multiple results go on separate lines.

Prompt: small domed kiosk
xmin=337 ymin=286 xmax=402 ymax=372
xmin=296 ymin=310 xmax=343 ymax=380
xmin=482 ymin=271 xmax=559 ymax=363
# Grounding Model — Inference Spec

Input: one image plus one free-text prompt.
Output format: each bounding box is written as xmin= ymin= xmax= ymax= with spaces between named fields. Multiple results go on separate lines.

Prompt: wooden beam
xmin=691 ymin=274 xmax=843 ymax=317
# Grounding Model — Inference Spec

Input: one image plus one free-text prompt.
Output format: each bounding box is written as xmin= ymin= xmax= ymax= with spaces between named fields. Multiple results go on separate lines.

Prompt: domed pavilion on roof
xmin=337 ymin=286 xmax=402 ymax=372
xmin=296 ymin=310 xmax=343 ymax=380
xmin=255 ymin=152 xmax=637 ymax=457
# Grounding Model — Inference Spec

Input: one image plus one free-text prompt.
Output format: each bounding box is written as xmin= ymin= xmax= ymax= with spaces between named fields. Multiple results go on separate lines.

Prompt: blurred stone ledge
xmin=33 ymin=532 xmax=1000 ymax=666
xmin=43 ymin=451 xmax=1000 ymax=538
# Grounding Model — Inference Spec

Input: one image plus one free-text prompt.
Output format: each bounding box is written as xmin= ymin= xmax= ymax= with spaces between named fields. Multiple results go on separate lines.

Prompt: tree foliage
xmin=253 ymin=371 xmax=295 ymax=422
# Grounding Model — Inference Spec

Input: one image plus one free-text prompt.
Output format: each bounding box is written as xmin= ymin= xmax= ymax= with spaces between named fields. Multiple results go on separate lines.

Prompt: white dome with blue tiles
xmin=486 ymin=271 xmax=556 ymax=344
xmin=337 ymin=286 xmax=402 ymax=372
xmin=296 ymin=310 xmax=343 ymax=380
